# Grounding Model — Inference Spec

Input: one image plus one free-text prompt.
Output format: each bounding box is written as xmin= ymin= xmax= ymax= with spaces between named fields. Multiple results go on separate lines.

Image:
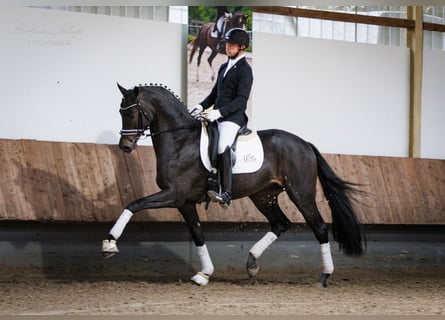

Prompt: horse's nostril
xmin=119 ymin=137 xmax=136 ymax=153
xmin=120 ymin=145 xmax=133 ymax=153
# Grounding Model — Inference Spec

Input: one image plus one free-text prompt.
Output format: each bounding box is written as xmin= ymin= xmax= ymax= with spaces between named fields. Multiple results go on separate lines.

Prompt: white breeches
xmin=216 ymin=16 xmax=225 ymax=33
xmin=217 ymin=121 xmax=240 ymax=154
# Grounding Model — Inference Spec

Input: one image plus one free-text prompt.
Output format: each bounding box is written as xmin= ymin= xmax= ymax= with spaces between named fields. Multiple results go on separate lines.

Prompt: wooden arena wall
xmin=0 ymin=139 xmax=444 ymax=224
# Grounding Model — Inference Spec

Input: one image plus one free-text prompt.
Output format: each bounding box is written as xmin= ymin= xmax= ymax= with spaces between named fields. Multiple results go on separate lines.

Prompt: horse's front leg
xmin=102 ymin=189 xmax=177 ymax=257
xmin=196 ymin=45 xmax=206 ymax=82
xmin=178 ymin=203 xmax=214 ymax=286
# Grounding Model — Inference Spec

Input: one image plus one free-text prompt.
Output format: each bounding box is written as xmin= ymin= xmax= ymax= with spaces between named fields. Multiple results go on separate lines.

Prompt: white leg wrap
xmin=197 ymin=244 xmax=214 ymax=276
xmin=249 ymin=231 xmax=278 ymax=259
xmin=321 ymin=242 xmax=334 ymax=274
xmin=109 ymin=209 xmax=133 ymax=240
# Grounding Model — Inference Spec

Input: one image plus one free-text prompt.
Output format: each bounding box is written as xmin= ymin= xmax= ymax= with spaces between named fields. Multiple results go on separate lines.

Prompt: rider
xmin=188 ymin=28 xmax=253 ymax=207
xmin=213 ymin=6 xmax=231 ymax=39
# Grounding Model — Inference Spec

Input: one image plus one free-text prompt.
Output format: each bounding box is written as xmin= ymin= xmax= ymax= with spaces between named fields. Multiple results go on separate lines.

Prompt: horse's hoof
xmin=247 ymin=253 xmax=260 ymax=278
xmin=319 ymin=273 xmax=330 ymax=287
xmin=102 ymin=239 xmax=119 ymax=258
xmin=191 ymin=272 xmax=210 ymax=286
xmin=247 ymin=265 xmax=260 ymax=278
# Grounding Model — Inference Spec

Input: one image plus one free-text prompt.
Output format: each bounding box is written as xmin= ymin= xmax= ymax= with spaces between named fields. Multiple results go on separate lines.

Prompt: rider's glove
xmin=204 ymin=109 xmax=222 ymax=122
xmin=187 ymin=104 xmax=203 ymax=118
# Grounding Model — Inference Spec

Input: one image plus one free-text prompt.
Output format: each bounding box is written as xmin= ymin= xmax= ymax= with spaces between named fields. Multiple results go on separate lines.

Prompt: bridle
xmin=119 ymin=97 xmax=200 ymax=139
xmin=119 ymin=98 xmax=151 ymax=138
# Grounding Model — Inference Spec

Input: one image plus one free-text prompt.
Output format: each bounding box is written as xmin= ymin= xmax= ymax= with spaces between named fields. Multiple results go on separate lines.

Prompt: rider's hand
xmin=187 ymin=104 xmax=203 ymax=118
xmin=204 ymin=109 xmax=222 ymax=122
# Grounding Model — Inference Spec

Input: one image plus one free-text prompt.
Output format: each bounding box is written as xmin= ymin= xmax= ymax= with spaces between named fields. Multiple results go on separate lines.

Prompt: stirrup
xmin=207 ymin=190 xmax=231 ymax=207
xmin=207 ymin=190 xmax=221 ymax=203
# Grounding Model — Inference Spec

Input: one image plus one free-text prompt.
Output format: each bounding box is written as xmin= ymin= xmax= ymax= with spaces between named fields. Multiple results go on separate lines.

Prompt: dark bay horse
xmin=189 ymin=11 xmax=248 ymax=82
xmin=102 ymin=84 xmax=366 ymax=287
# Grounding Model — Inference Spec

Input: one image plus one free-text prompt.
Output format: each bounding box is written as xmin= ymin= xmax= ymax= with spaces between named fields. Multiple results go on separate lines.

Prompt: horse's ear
xmin=117 ymin=82 xmax=128 ymax=96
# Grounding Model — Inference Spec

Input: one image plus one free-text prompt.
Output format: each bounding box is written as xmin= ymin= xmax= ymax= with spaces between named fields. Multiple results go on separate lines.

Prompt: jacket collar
xmin=223 ymin=55 xmax=245 ymax=78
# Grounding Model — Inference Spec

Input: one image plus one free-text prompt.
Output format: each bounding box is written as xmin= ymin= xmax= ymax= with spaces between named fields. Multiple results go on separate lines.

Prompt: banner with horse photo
xmin=187 ymin=6 xmax=252 ymax=110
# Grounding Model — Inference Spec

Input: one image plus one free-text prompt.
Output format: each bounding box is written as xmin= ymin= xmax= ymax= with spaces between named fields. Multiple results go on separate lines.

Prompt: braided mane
xmin=137 ymin=83 xmax=186 ymax=107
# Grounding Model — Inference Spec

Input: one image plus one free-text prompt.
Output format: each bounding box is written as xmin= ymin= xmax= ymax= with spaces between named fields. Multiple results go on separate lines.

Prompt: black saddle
xmin=207 ymin=122 xmax=251 ymax=169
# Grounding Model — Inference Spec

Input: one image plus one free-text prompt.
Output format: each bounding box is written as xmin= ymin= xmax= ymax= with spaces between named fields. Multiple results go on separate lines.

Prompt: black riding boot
xmin=219 ymin=147 xmax=232 ymax=206
xmin=216 ymin=36 xmax=223 ymax=51
xmin=207 ymin=147 xmax=232 ymax=207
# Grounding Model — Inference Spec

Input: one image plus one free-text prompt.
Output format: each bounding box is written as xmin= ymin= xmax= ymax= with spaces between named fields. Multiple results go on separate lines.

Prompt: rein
xmin=119 ymin=100 xmax=199 ymax=138
xmin=142 ymin=124 xmax=199 ymax=138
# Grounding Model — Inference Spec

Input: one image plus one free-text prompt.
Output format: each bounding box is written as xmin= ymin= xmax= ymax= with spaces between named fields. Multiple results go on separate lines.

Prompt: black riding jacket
xmin=200 ymin=57 xmax=253 ymax=127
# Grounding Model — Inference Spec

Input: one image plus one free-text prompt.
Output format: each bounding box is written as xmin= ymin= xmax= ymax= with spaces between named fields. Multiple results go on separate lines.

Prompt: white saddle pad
xmin=200 ymin=124 xmax=264 ymax=174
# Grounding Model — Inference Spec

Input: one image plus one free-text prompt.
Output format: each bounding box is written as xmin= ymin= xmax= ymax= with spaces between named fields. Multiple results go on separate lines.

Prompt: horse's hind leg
xmin=285 ymin=184 xmax=333 ymax=287
xmin=247 ymin=186 xmax=291 ymax=278
xmin=178 ymin=203 xmax=214 ymax=286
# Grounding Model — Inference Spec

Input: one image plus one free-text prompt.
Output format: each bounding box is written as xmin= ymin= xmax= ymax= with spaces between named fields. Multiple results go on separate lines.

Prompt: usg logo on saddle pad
xmin=200 ymin=124 xmax=264 ymax=174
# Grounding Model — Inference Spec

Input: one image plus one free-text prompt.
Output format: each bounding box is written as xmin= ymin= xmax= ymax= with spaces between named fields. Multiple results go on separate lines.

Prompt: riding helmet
xmin=224 ymin=28 xmax=250 ymax=49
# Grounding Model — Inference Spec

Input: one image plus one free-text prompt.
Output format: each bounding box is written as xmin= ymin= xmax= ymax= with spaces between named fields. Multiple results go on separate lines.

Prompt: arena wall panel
xmin=0 ymin=139 xmax=444 ymax=224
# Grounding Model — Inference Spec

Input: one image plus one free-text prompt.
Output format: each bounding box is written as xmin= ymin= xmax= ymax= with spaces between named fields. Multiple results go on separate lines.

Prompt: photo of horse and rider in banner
xmin=188 ymin=6 xmax=252 ymax=107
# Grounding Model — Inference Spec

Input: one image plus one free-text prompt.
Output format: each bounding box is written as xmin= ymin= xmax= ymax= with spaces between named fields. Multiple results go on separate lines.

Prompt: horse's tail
xmin=309 ymin=143 xmax=366 ymax=257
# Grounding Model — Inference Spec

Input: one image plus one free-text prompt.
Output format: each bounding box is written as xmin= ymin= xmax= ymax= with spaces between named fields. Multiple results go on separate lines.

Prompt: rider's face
xmin=226 ymin=42 xmax=244 ymax=59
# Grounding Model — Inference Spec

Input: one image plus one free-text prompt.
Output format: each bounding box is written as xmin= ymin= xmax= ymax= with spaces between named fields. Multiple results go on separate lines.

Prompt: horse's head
xmin=230 ymin=11 xmax=248 ymax=30
xmin=117 ymin=83 xmax=152 ymax=153
xmin=117 ymin=83 xmax=197 ymax=153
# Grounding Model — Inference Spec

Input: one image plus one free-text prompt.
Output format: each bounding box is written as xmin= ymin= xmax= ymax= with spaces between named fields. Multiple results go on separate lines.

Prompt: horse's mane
xmin=137 ymin=83 xmax=184 ymax=105
xmin=136 ymin=83 xmax=197 ymax=124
